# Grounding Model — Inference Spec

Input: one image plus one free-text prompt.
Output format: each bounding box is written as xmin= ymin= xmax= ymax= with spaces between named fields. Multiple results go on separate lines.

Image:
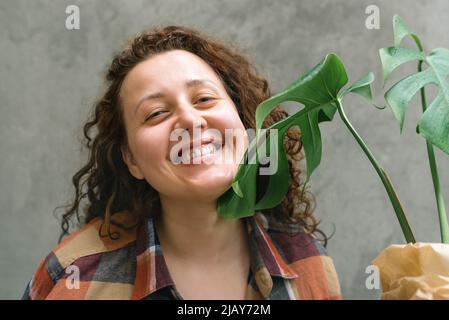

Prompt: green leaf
xmin=317 ymin=102 xmax=338 ymax=122
xmin=254 ymin=53 xmax=348 ymax=179
xmin=381 ymin=15 xmax=449 ymax=244
xmin=231 ymin=180 xmax=243 ymax=198
xmin=379 ymin=47 xmax=425 ymax=84
xmin=218 ymin=162 xmax=258 ymax=218
xmin=385 ymin=48 xmax=449 ymax=153
xmin=417 ymin=49 xmax=449 ymax=154
xmin=254 ymin=126 xmax=290 ymax=210
xmin=385 ymin=68 xmax=434 ymax=132
xmin=380 ymin=15 xmax=449 ymax=153
xmin=339 ymin=72 xmax=375 ymax=103
xmin=255 ymin=54 xmax=348 ymax=132
xmin=392 ymin=14 xmax=423 ymax=51
xmin=297 ymin=109 xmax=322 ymax=179
xmin=218 ymin=53 xmax=349 ymax=219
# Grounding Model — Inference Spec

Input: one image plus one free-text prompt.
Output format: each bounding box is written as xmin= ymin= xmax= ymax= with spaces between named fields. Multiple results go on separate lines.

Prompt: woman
xmin=22 ymin=26 xmax=341 ymax=300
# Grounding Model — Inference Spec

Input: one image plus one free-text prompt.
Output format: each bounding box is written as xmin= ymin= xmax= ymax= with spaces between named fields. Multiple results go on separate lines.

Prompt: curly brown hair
xmin=57 ymin=25 xmax=328 ymax=245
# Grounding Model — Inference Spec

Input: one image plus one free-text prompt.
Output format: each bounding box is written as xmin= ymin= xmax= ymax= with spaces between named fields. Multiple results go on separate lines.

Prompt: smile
xmin=180 ymin=141 xmax=223 ymax=164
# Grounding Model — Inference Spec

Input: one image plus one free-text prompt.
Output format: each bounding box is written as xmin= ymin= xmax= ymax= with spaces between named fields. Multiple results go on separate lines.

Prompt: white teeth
xmin=200 ymin=144 xmax=215 ymax=156
xmin=182 ymin=143 xmax=216 ymax=163
xmin=192 ymin=148 xmax=202 ymax=159
xmin=181 ymin=152 xmax=190 ymax=163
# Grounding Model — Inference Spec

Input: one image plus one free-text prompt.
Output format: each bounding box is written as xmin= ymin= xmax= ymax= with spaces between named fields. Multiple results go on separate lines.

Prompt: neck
xmin=156 ymin=194 xmax=248 ymax=264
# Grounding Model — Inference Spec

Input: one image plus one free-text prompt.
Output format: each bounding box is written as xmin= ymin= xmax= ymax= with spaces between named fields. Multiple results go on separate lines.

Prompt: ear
xmin=121 ymin=145 xmax=145 ymax=180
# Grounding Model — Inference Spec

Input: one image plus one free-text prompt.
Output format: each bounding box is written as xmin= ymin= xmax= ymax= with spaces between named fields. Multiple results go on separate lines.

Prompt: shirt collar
xmin=246 ymin=213 xmax=298 ymax=279
xmin=131 ymin=214 xmax=173 ymax=300
xmin=131 ymin=212 xmax=298 ymax=300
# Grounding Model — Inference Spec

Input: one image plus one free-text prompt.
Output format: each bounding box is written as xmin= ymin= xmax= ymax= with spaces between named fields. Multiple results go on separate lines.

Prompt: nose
xmin=173 ymin=100 xmax=207 ymax=133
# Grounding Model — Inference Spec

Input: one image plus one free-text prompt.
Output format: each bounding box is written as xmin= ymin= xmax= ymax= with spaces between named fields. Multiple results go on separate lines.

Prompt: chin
xmin=187 ymin=171 xmax=234 ymax=198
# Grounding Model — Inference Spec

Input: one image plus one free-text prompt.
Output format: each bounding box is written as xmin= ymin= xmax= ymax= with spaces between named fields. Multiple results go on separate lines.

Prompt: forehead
xmin=120 ymin=50 xmax=224 ymax=101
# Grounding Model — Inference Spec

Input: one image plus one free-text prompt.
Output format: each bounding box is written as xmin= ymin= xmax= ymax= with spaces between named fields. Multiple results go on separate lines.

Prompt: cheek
xmin=133 ymin=128 xmax=168 ymax=165
xmin=218 ymin=108 xmax=248 ymax=148
xmin=131 ymin=128 xmax=173 ymax=192
xmin=213 ymin=104 xmax=246 ymax=131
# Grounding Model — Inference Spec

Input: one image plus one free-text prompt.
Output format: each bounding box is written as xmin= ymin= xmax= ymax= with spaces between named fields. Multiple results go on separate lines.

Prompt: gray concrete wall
xmin=1 ymin=0 xmax=448 ymax=299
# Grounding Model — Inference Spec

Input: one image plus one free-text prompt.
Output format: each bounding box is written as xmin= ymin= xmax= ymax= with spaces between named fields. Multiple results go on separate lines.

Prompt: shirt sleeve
xmin=21 ymin=256 xmax=56 ymax=300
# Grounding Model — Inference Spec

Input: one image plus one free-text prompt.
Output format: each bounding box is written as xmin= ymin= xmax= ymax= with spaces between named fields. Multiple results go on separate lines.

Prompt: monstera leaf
xmin=217 ymin=54 xmax=374 ymax=219
xmin=380 ymin=15 xmax=449 ymax=154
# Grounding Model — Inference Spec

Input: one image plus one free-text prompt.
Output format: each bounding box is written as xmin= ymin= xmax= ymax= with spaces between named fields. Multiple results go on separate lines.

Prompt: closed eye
xmin=145 ymin=110 xmax=167 ymax=121
xmin=195 ymin=96 xmax=215 ymax=104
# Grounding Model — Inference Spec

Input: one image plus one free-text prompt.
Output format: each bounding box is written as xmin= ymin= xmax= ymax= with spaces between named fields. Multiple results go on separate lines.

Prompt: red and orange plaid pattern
xmin=22 ymin=211 xmax=342 ymax=300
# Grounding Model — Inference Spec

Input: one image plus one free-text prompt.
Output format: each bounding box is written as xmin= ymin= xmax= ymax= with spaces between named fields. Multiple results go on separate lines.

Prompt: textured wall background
xmin=1 ymin=0 xmax=448 ymax=299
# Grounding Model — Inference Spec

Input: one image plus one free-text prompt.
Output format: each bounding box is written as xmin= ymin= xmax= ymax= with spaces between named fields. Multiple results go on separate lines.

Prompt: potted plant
xmin=217 ymin=15 xmax=449 ymax=299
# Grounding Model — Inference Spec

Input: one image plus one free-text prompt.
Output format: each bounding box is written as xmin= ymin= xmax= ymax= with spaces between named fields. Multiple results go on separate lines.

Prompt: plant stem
xmin=418 ymin=61 xmax=449 ymax=243
xmin=335 ymin=99 xmax=416 ymax=243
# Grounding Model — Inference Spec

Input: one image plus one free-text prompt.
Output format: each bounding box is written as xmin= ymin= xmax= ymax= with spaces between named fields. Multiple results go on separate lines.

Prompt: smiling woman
xmin=22 ymin=26 xmax=341 ymax=300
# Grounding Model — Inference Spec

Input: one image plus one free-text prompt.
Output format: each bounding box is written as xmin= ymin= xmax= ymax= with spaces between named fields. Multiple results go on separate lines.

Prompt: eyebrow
xmin=133 ymin=79 xmax=220 ymax=116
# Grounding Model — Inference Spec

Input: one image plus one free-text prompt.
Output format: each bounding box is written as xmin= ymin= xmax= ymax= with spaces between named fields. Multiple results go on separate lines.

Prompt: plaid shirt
xmin=22 ymin=211 xmax=342 ymax=300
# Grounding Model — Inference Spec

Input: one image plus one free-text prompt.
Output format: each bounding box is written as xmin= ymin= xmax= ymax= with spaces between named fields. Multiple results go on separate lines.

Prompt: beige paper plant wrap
xmin=372 ymin=243 xmax=449 ymax=299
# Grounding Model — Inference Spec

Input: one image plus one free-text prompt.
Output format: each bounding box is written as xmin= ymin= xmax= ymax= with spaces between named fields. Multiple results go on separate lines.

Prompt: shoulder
xmin=254 ymin=212 xmax=328 ymax=258
xmin=23 ymin=211 xmax=137 ymax=300
xmin=255 ymin=212 xmax=342 ymax=300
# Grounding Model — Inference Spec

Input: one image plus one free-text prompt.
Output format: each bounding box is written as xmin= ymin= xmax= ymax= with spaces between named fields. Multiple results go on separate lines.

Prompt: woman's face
xmin=120 ymin=49 xmax=248 ymax=202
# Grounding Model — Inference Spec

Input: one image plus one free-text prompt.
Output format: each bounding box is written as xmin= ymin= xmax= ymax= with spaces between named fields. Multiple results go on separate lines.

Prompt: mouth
xmin=173 ymin=137 xmax=224 ymax=164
